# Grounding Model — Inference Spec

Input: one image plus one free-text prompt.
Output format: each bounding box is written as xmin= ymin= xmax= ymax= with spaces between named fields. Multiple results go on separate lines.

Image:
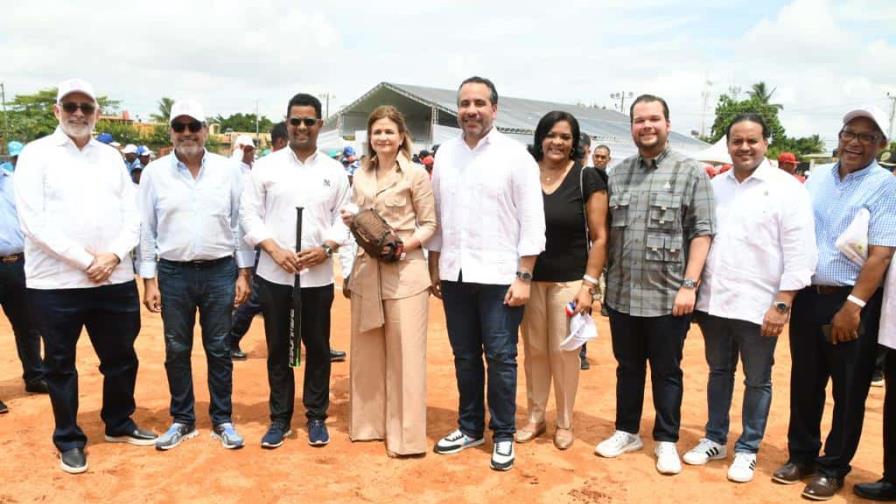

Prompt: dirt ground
xmin=0 ymin=281 xmax=887 ymax=504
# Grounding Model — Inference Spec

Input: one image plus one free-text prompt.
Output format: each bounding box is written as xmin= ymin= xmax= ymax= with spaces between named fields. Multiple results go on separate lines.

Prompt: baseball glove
xmin=350 ymin=208 xmax=404 ymax=262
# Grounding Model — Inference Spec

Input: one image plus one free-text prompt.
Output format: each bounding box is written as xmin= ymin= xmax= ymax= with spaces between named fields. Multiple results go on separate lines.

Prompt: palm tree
xmin=747 ymin=82 xmax=783 ymax=110
xmin=150 ymin=97 xmax=175 ymax=123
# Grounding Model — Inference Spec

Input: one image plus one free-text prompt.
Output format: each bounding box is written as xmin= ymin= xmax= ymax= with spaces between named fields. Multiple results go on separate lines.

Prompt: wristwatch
xmin=681 ymin=278 xmax=698 ymax=289
xmin=322 ymin=244 xmax=334 ymax=258
xmin=773 ymin=301 xmax=790 ymax=314
xmin=516 ymin=270 xmax=533 ymax=283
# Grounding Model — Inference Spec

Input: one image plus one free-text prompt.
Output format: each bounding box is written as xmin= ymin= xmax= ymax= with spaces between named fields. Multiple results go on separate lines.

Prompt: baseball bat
xmin=289 ymin=206 xmax=304 ymax=368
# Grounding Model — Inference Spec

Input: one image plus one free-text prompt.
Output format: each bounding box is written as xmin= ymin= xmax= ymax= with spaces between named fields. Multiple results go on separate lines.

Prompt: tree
xmin=150 ymin=97 xmax=175 ymax=123
xmin=707 ymin=84 xmax=824 ymax=158
xmin=212 ymin=113 xmax=273 ymax=133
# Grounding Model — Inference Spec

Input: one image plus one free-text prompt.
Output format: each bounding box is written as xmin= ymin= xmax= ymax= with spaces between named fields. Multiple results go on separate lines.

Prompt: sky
xmin=1 ymin=0 xmax=894 ymax=150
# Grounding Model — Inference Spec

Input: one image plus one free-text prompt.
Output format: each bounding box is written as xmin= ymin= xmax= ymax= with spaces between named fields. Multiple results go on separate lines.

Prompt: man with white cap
xmin=122 ymin=144 xmax=141 ymax=173
xmin=772 ymin=106 xmax=896 ymax=500
xmin=138 ymin=99 xmax=254 ymax=451
xmin=231 ymin=134 xmax=256 ymax=174
xmin=15 ymin=78 xmax=156 ymax=474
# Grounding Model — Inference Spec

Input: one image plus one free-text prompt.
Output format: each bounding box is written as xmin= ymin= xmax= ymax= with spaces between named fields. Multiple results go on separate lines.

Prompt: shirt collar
xmin=833 ymin=160 xmax=879 ymax=182
xmin=288 ymin=148 xmax=320 ymax=166
xmin=725 ymin=158 xmax=773 ymax=184
xmin=638 ymin=147 xmax=670 ymax=170
xmin=365 ymin=153 xmax=410 ymax=173
xmin=172 ymin=149 xmax=208 ymax=171
xmin=463 ymin=127 xmax=498 ymax=151
xmin=51 ymin=126 xmax=98 ymax=150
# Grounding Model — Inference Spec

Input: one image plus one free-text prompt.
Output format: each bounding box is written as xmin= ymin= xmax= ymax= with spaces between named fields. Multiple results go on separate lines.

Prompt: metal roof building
xmin=322 ymin=82 xmax=708 ymax=162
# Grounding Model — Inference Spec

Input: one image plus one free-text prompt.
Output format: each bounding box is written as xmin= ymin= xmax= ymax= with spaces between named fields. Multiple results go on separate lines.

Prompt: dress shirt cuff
xmin=235 ymin=250 xmax=255 ymax=269
xmin=111 ymin=242 xmax=137 ymax=269
xmin=779 ymin=272 xmax=813 ymax=292
xmin=425 ymin=233 xmax=442 ymax=252
xmin=323 ymin=228 xmax=350 ymax=247
xmin=243 ymin=229 xmax=273 ymax=249
xmin=70 ymin=248 xmax=96 ymax=271
xmin=517 ymin=239 xmax=545 ymax=257
xmin=139 ymin=261 xmax=158 ymax=278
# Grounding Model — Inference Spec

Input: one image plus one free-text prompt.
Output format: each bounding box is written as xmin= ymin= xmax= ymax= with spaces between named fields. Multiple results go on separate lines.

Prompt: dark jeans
xmin=27 ymin=281 xmax=141 ymax=452
xmin=158 ymin=258 xmax=236 ymax=426
xmin=0 ymin=257 xmax=44 ymax=384
xmin=230 ymin=253 xmax=262 ymax=347
xmin=441 ymin=279 xmax=523 ymax=441
xmin=696 ymin=312 xmax=777 ymax=453
xmin=258 ymin=277 xmax=333 ymax=425
xmin=607 ymin=307 xmax=689 ymax=442
xmin=884 ymin=350 xmax=896 ymax=482
xmin=787 ymin=287 xmax=883 ymax=478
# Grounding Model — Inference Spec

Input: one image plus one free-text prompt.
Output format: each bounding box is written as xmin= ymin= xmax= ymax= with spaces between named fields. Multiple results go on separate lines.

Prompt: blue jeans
xmin=696 ymin=312 xmax=777 ymax=453
xmin=27 ymin=281 xmax=141 ymax=452
xmin=158 ymin=258 xmax=236 ymax=426
xmin=441 ymin=279 xmax=523 ymax=441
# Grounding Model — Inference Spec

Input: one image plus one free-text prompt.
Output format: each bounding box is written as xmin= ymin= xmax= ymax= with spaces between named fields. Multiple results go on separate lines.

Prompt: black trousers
xmin=787 ymin=287 xmax=883 ymax=478
xmin=607 ymin=307 xmax=690 ymax=442
xmin=257 ymin=277 xmax=333 ymax=426
xmin=0 ymin=257 xmax=44 ymax=384
xmin=27 ymin=281 xmax=141 ymax=452
xmin=884 ymin=350 xmax=896 ymax=482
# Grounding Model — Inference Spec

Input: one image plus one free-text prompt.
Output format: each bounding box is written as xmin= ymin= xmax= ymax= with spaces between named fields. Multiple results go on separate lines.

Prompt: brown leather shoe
xmin=554 ymin=428 xmax=574 ymax=450
xmin=515 ymin=422 xmax=546 ymax=443
xmin=802 ymin=475 xmax=843 ymax=501
xmin=772 ymin=461 xmax=816 ymax=484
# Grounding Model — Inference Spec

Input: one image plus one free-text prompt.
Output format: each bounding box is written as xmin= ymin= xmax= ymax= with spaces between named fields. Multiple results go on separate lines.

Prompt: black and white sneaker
xmin=490 ymin=440 xmax=515 ymax=471
xmin=683 ymin=437 xmax=726 ymax=465
xmin=728 ymin=452 xmax=757 ymax=483
xmin=59 ymin=447 xmax=87 ymax=474
xmin=105 ymin=425 xmax=158 ymax=446
xmin=434 ymin=429 xmax=484 ymax=454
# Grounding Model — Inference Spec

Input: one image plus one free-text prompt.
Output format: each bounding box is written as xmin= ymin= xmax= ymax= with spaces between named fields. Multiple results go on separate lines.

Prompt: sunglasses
xmin=288 ymin=117 xmax=319 ymax=127
xmin=838 ymin=129 xmax=880 ymax=145
xmin=60 ymin=102 xmax=96 ymax=115
xmin=171 ymin=121 xmax=203 ymax=133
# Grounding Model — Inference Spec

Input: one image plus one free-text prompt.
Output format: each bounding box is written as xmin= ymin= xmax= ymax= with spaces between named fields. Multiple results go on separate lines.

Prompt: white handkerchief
xmin=560 ymin=313 xmax=598 ymax=351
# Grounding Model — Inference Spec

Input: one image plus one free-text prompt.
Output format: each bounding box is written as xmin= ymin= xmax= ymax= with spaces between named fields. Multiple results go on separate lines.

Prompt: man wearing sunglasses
xmin=14 ymin=78 xmax=156 ymax=474
xmin=137 ymin=99 xmax=254 ymax=451
xmin=774 ymin=106 xmax=896 ymax=500
xmin=241 ymin=93 xmax=350 ymax=449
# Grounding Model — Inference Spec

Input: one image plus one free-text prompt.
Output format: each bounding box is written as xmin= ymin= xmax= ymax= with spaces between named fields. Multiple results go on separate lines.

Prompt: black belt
xmin=809 ymin=285 xmax=852 ymax=295
xmin=0 ymin=253 xmax=23 ymax=264
xmin=159 ymin=256 xmax=233 ymax=268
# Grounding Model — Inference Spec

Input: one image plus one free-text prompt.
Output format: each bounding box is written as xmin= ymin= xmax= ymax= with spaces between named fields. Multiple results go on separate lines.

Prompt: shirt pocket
xmin=609 ymin=192 xmax=631 ymax=228
xmin=648 ymin=192 xmax=681 ymax=231
xmin=645 ymin=233 xmax=683 ymax=262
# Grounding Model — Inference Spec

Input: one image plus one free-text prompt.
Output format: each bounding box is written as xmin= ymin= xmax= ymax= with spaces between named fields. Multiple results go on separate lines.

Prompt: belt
xmin=0 ymin=253 xmax=23 ymax=264
xmin=809 ymin=285 xmax=852 ymax=295
xmin=159 ymin=256 xmax=233 ymax=268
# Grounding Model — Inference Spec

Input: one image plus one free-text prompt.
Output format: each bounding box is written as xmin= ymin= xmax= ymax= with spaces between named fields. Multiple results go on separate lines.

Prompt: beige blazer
xmin=348 ymin=154 xmax=436 ymax=330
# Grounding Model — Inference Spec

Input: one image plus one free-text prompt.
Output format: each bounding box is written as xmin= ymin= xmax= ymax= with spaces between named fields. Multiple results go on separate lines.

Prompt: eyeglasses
xmin=289 ymin=117 xmax=319 ymax=127
xmin=171 ymin=121 xmax=203 ymax=133
xmin=839 ymin=129 xmax=880 ymax=145
xmin=60 ymin=102 xmax=96 ymax=115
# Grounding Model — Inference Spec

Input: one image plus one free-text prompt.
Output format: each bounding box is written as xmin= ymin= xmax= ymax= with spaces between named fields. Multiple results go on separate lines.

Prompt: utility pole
xmin=610 ymin=91 xmax=634 ymax=114
xmin=700 ymin=80 xmax=713 ymax=138
xmin=0 ymin=82 xmax=8 ymax=148
xmin=318 ymin=93 xmax=334 ymax=119
xmin=887 ymin=92 xmax=896 ymax=142
xmin=255 ymin=100 xmax=260 ymax=143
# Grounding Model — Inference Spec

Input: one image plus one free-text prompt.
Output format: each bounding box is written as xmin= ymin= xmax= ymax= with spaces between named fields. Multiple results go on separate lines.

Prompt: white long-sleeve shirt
xmin=14 ymin=127 xmax=140 ymax=289
xmin=240 ymin=148 xmax=351 ymax=287
xmin=137 ymin=151 xmax=254 ymax=278
xmin=426 ymin=128 xmax=545 ymax=284
xmin=697 ymin=160 xmax=817 ymax=325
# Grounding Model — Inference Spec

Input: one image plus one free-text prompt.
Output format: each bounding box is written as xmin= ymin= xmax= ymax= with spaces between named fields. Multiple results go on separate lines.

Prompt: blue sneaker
xmin=261 ymin=423 xmax=292 ymax=449
xmin=307 ymin=419 xmax=329 ymax=446
xmin=155 ymin=423 xmax=198 ymax=451
xmin=212 ymin=422 xmax=244 ymax=449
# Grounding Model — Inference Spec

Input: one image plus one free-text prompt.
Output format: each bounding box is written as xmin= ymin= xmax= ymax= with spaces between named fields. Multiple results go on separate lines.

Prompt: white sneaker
xmin=594 ymin=430 xmax=643 ymax=458
xmin=655 ymin=441 xmax=682 ymax=475
xmin=434 ymin=429 xmax=485 ymax=455
xmin=490 ymin=440 xmax=515 ymax=471
xmin=727 ymin=452 xmax=757 ymax=483
xmin=683 ymin=438 xmax=727 ymax=465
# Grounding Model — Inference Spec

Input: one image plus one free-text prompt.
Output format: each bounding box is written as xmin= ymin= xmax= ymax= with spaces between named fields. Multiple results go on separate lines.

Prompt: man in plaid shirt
xmin=594 ymin=94 xmax=715 ymax=475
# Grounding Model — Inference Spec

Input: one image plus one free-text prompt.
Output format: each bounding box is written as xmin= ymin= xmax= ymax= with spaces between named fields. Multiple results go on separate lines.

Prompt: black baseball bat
xmin=289 ymin=206 xmax=304 ymax=368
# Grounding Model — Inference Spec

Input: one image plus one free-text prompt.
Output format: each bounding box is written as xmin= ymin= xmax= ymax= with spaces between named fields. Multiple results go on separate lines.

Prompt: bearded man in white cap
xmin=15 ymin=78 xmax=156 ymax=474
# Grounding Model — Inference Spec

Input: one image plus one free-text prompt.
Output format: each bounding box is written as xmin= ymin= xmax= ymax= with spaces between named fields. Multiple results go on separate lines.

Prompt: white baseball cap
xmin=843 ymin=106 xmax=890 ymax=141
xmin=170 ymin=99 xmax=205 ymax=123
xmin=122 ymin=144 xmax=138 ymax=154
xmin=56 ymin=78 xmax=96 ymax=103
xmin=234 ymin=134 xmax=255 ymax=148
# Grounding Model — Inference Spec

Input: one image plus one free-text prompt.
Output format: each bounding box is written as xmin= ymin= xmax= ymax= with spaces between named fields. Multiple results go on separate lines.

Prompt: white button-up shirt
xmin=881 ymin=265 xmax=896 ymax=349
xmin=697 ymin=160 xmax=817 ymax=325
xmin=240 ymin=147 xmax=350 ymax=287
xmin=137 ymin=151 xmax=254 ymax=278
xmin=427 ymin=128 xmax=545 ymax=284
xmin=14 ymin=128 xmax=140 ymax=289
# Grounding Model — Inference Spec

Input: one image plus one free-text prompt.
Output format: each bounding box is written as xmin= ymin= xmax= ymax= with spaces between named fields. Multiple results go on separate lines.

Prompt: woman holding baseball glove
xmin=516 ymin=111 xmax=608 ymax=450
xmin=340 ymin=105 xmax=436 ymax=457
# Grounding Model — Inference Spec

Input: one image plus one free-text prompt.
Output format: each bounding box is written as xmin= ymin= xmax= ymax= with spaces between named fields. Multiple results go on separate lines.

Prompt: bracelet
xmin=582 ymin=274 xmax=599 ymax=286
xmin=846 ymin=294 xmax=866 ymax=309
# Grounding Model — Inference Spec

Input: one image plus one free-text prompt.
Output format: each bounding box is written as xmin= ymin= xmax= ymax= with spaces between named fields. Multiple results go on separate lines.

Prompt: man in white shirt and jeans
xmin=428 ymin=76 xmax=545 ymax=471
xmin=15 ymin=79 xmax=157 ymax=474
xmin=241 ymin=93 xmax=350 ymax=449
xmin=685 ymin=113 xmax=817 ymax=482
xmin=139 ymin=99 xmax=254 ymax=451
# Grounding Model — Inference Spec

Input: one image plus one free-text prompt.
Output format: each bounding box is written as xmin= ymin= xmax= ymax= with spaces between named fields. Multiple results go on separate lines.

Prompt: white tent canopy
xmin=693 ymin=138 xmax=731 ymax=164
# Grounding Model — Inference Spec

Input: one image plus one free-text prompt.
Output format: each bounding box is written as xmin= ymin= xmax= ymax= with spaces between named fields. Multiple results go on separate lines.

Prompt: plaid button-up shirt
xmin=605 ymin=148 xmax=716 ymax=317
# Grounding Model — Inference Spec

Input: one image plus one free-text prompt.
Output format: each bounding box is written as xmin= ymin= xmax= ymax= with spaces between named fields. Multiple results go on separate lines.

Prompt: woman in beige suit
xmin=342 ymin=105 xmax=436 ymax=457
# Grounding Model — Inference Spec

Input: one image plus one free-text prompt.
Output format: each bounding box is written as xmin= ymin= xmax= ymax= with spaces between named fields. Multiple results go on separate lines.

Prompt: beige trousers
xmin=521 ymin=280 xmax=582 ymax=429
xmin=349 ymin=290 xmax=429 ymax=455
